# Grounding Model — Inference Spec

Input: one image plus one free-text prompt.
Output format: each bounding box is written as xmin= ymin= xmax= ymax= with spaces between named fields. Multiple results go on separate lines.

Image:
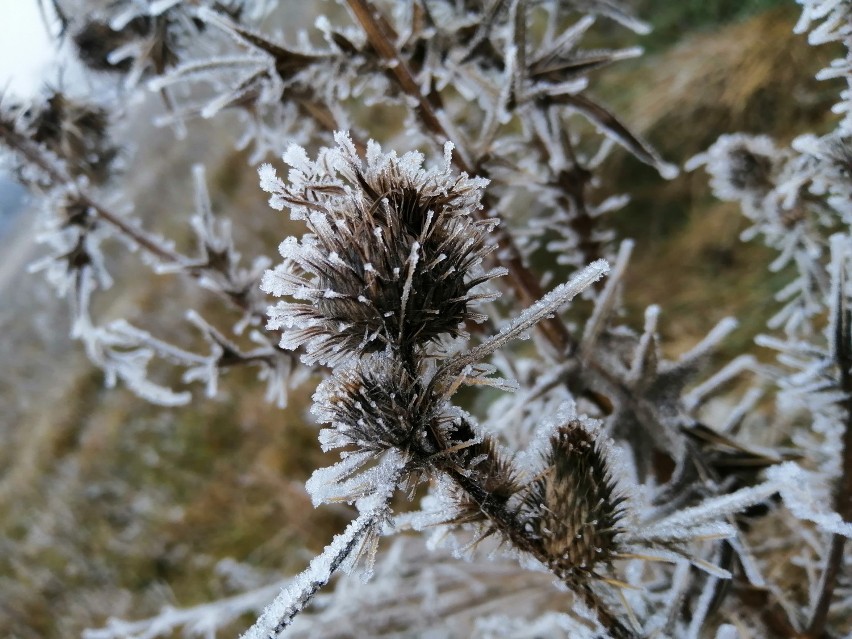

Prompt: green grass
xmin=639 ymin=0 xmax=790 ymax=52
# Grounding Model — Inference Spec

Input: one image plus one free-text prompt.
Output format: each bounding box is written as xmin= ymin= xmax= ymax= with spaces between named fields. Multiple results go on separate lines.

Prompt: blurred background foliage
xmin=639 ymin=0 xmax=789 ymax=51
xmin=0 ymin=2 xmax=840 ymax=637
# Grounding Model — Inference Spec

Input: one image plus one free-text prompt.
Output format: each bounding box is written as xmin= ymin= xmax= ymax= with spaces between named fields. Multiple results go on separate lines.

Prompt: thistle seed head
xmin=521 ymin=420 xmax=625 ymax=582
xmin=260 ymin=133 xmax=504 ymax=365
xmin=35 ymin=93 xmax=116 ymax=184
xmin=690 ymin=133 xmax=781 ymax=204
xmin=311 ymin=354 xmax=438 ymax=456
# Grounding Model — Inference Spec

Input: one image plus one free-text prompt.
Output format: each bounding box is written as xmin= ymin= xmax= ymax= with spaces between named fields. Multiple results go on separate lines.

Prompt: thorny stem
xmin=805 ymin=300 xmax=852 ymax=637
xmin=259 ymin=496 xmax=393 ymax=638
xmin=438 ymin=458 xmax=635 ymax=639
xmin=346 ymin=0 xmax=574 ymax=356
xmin=345 ymin=0 xmax=452 ymax=160
xmin=341 ymin=17 xmax=755 ymax=637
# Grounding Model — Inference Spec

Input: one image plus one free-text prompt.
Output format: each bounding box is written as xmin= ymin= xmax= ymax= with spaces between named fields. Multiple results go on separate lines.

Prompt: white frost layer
xmin=766 ymin=462 xmax=852 ymax=538
xmin=241 ymin=502 xmax=384 ymax=639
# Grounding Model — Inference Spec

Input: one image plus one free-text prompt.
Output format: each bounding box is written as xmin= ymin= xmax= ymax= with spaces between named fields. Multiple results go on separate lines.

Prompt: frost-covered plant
xmin=4 ymin=0 xmax=852 ymax=638
xmin=258 ymin=135 xmax=503 ymax=364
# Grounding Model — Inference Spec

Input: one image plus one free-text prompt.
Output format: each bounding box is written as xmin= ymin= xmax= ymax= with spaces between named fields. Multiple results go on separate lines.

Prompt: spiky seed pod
xmin=260 ymin=132 xmax=506 ymax=366
xmin=27 ymin=92 xmax=117 ymax=184
xmin=689 ymin=134 xmax=783 ymax=205
xmin=442 ymin=418 xmax=522 ymax=530
xmin=311 ymin=354 xmax=442 ymax=457
xmin=521 ymin=420 xmax=625 ymax=583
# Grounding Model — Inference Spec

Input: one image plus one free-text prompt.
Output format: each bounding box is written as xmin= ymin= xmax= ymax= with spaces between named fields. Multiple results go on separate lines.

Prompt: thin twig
xmin=0 ymin=118 xmax=275 ymax=323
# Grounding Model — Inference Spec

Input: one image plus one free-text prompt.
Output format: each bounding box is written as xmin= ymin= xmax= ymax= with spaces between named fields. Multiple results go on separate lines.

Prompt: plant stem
xmin=0 ymin=118 xmax=273 ymax=322
xmin=346 ymin=0 xmax=574 ymax=355
xmin=0 ymin=119 xmax=183 ymax=264
xmin=805 ymin=286 xmax=852 ymax=638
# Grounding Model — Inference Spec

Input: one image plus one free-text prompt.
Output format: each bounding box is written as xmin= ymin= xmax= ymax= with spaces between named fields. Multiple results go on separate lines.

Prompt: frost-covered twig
xmin=804 ymin=236 xmax=852 ymax=637
xmin=242 ymin=489 xmax=395 ymax=639
xmin=84 ymin=578 xmax=290 ymax=639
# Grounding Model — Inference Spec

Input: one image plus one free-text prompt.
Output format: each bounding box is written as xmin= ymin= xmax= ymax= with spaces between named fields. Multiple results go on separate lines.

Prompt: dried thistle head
xmin=311 ymin=354 xmax=440 ymax=457
xmin=521 ymin=420 xmax=626 ymax=583
xmin=260 ymin=132 xmax=505 ymax=365
xmin=27 ymin=92 xmax=117 ymax=184
xmin=688 ymin=133 xmax=783 ymax=205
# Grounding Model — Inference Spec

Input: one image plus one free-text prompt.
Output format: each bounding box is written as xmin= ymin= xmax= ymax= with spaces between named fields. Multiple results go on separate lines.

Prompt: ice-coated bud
xmin=520 ymin=419 xmax=625 ymax=583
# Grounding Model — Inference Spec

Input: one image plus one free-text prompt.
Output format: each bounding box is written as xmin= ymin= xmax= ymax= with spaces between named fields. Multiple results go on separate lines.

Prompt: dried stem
xmin=346 ymin=0 xmax=574 ymax=355
xmin=0 ymin=118 xmax=270 ymax=322
xmin=805 ymin=299 xmax=852 ymax=637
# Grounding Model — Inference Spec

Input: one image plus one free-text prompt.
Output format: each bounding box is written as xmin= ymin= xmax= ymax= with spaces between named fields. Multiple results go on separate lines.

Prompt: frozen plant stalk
xmin=247 ymin=133 xmax=650 ymax=637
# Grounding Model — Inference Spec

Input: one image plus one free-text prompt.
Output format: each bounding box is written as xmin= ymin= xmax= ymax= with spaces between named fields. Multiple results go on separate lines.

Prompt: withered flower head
xmin=260 ymin=132 xmax=505 ymax=366
xmin=688 ymin=133 xmax=782 ymax=204
xmin=27 ymin=92 xmax=117 ymax=184
xmin=311 ymin=354 xmax=438 ymax=456
xmin=521 ymin=419 xmax=625 ymax=583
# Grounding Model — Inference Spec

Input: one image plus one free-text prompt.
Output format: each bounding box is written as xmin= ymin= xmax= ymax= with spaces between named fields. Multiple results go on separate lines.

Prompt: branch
xmin=0 ymin=118 xmax=272 ymax=323
xmin=0 ymin=119 xmax=182 ymax=264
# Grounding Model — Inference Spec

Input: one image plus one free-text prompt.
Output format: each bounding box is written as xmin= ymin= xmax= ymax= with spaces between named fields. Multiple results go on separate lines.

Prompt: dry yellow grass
xmin=596 ymin=7 xmax=840 ymax=359
xmin=610 ymin=6 xmax=841 ymax=155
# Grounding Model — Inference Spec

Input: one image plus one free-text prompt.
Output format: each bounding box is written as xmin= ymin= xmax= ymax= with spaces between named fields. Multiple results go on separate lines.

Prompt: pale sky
xmin=0 ymin=0 xmax=57 ymax=97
